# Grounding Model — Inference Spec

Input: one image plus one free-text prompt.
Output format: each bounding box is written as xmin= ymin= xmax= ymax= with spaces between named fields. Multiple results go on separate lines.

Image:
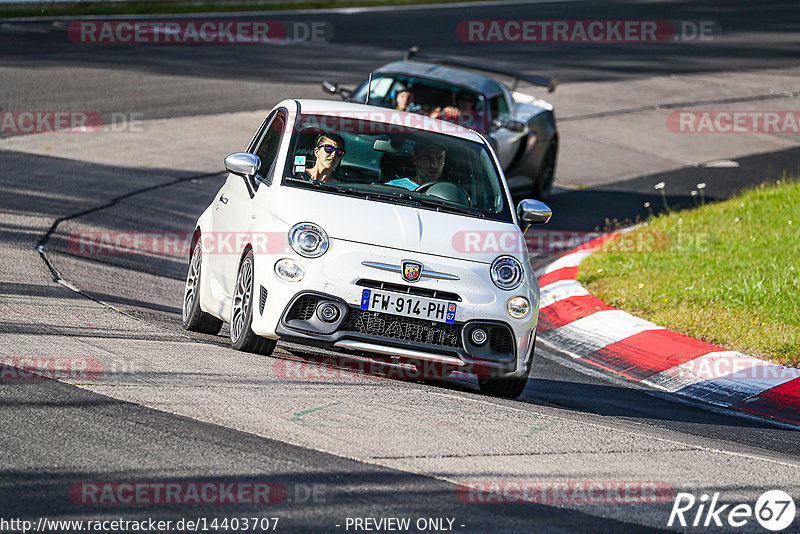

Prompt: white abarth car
xmin=182 ymin=99 xmax=551 ymax=398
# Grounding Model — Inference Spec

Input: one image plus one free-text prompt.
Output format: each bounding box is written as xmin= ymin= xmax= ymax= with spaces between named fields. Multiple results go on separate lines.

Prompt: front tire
xmin=478 ymin=335 xmax=535 ymax=399
xmin=230 ymin=250 xmax=276 ymax=355
xmin=182 ymin=240 xmax=223 ymax=335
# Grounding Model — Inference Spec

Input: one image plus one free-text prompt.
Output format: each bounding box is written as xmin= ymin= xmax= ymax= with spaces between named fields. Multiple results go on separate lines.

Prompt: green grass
xmin=577 ymin=179 xmax=800 ymax=366
xmin=0 ymin=0 xmax=486 ymax=19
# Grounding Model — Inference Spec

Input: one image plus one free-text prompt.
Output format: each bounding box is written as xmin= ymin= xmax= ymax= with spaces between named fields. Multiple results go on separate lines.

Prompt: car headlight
xmin=289 ymin=223 xmax=328 ymax=258
xmin=491 ymin=256 xmax=524 ymax=290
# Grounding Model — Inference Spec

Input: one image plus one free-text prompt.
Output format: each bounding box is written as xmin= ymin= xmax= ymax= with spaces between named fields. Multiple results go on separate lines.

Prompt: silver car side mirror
xmin=224 ymin=152 xmax=260 ymax=178
xmin=321 ymin=81 xmax=339 ymax=94
xmin=517 ymin=199 xmax=552 ymax=225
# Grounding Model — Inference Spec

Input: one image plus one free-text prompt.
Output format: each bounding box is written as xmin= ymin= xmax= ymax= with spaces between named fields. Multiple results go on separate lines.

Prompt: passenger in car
xmin=385 ymin=141 xmax=446 ymax=191
xmin=303 ymin=133 xmax=346 ymax=183
xmin=429 ymin=92 xmax=482 ymax=130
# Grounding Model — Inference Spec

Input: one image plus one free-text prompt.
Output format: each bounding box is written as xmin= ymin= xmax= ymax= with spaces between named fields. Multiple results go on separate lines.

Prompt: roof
xmin=283 ymin=99 xmax=484 ymax=142
xmin=372 ymin=61 xmax=506 ymax=98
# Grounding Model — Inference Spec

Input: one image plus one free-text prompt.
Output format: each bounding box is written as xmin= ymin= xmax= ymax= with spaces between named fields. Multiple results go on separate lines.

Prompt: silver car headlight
xmin=491 ymin=256 xmax=524 ymax=290
xmin=289 ymin=223 xmax=328 ymax=258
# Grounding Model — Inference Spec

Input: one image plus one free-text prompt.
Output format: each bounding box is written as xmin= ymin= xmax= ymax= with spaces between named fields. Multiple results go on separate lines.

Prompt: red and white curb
xmin=535 ymin=234 xmax=800 ymax=427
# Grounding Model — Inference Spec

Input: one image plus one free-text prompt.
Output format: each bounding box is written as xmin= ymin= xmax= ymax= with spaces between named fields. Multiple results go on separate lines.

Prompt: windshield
xmin=282 ymin=113 xmax=513 ymax=222
xmin=351 ymin=75 xmax=490 ymax=133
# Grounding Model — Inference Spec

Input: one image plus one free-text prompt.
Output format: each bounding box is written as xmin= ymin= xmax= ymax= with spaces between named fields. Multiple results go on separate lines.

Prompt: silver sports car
xmin=323 ymin=47 xmax=558 ymax=199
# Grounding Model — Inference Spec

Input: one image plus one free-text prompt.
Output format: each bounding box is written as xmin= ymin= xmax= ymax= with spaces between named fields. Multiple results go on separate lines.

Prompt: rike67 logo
xmin=668 ymin=490 xmax=796 ymax=531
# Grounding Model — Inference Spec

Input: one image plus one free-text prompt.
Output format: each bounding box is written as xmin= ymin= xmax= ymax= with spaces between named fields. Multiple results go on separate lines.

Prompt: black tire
xmin=182 ymin=240 xmax=223 ymax=335
xmin=532 ymin=143 xmax=557 ymax=200
xmin=230 ymin=250 xmax=277 ymax=355
xmin=478 ymin=335 xmax=535 ymax=399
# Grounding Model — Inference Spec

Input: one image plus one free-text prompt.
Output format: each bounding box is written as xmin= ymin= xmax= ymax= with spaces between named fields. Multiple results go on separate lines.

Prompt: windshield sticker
xmin=294 ymin=155 xmax=306 ymax=166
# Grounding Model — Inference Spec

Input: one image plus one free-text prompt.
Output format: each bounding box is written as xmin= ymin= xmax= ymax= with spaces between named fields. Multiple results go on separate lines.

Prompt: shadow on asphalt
xmin=0 ymin=376 xmax=671 ymax=534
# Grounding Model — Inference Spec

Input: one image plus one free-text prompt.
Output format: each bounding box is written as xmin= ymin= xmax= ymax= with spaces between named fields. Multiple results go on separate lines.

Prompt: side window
xmin=253 ymin=113 xmax=286 ymax=189
xmin=489 ymin=95 xmax=510 ymax=121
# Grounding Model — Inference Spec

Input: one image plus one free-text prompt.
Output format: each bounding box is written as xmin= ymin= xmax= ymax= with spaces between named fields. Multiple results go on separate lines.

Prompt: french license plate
xmin=360 ymin=289 xmax=456 ymax=324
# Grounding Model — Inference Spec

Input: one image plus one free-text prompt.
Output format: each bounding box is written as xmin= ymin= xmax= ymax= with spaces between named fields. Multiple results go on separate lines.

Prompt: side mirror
xmin=503 ymin=119 xmax=526 ymax=132
xmin=321 ymin=81 xmax=339 ymax=95
xmin=225 ymin=152 xmax=260 ymax=178
xmin=322 ymin=81 xmax=353 ymax=101
xmin=516 ymin=199 xmax=552 ymax=225
xmin=492 ymin=118 xmax=525 ymax=132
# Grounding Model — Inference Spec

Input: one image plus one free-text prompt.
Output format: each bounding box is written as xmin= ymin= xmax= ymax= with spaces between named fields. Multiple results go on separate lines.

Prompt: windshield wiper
xmin=285 ymin=177 xmax=364 ymax=197
xmin=364 ymin=191 xmax=423 ymax=207
xmin=414 ymin=197 xmax=486 ymax=218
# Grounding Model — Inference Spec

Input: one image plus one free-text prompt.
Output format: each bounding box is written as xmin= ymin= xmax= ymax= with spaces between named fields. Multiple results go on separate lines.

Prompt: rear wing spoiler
xmin=404 ymin=46 xmax=557 ymax=93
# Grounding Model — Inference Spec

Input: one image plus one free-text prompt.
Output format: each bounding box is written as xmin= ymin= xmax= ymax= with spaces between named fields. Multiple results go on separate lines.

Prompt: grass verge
xmin=577 ymin=178 xmax=800 ymax=367
xmin=1 ymin=0 xmax=483 ymax=19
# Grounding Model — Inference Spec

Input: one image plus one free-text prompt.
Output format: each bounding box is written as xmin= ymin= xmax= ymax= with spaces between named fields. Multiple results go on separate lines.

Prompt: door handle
xmin=219 ymin=194 xmax=228 ymax=205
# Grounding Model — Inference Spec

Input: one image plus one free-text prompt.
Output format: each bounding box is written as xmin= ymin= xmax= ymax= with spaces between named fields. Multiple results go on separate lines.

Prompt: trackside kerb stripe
xmin=536 ymin=230 xmax=800 ymax=427
xmin=575 ymin=232 xmax=618 ymax=252
xmin=584 ymin=329 xmax=721 ymax=381
xmin=537 ymin=266 xmax=579 ymax=288
xmin=541 ymin=250 xmax=593 ymax=275
xmin=546 ymin=309 xmax=662 ymax=356
xmin=537 ymin=295 xmax=616 ymax=332
xmin=647 ymin=351 xmax=800 ymax=407
xmin=734 ymin=377 xmax=800 ymax=424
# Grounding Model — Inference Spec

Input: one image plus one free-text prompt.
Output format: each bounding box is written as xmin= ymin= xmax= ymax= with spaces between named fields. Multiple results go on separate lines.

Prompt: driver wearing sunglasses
xmin=304 ymin=133 xmax=346 ymax=183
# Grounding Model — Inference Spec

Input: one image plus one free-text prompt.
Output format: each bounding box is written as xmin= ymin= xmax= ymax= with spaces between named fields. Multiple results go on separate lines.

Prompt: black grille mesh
xmin=287 ymin=295 xmax=320 ymax=321
xmin=342 ymin=309 xmax=463 ymax=349
xmin=489 ymin=326 xmax=514 ymax=354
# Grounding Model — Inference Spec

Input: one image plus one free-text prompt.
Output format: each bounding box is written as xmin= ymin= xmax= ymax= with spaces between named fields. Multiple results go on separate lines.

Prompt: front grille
xmin=489 ymin=326 xmax=514 ymax=353
xmin=287 ymin=295 xmax=320 ymax=321
xmin=356 ymin=279 xmax=461 ymax=302
xmin=341 ymin=309 xmax=463 ymax=349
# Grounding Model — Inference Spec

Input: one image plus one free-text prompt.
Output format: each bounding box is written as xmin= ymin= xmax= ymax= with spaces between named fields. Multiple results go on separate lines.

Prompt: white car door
xmin=209 ymin=110 xmax=287 ymax=301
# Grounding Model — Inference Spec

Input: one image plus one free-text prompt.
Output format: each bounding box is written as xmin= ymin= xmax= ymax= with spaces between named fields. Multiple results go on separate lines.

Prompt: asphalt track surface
xmin=2 ymin=1 xmax=800 ymax=532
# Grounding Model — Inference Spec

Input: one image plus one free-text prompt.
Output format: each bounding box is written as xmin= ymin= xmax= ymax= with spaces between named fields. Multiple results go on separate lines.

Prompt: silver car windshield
xmin=283 ymin=113 xmax=512 ymax=222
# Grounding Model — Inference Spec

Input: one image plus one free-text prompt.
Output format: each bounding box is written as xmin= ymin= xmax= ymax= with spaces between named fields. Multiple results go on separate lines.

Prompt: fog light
xmin=317 ymin=303 xmax=339 ymax=322
xmin=275 ymin=258 xmax=304 ymax=281
xmin=471 ymin=328 xmax=488 ymax=345
xmin=507 ymin=296 xmax=530 ymax=319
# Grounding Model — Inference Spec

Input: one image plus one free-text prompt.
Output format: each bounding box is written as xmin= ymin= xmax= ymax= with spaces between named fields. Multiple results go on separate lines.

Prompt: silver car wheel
xmin=230 ymin=255 xmax=253 ymax=343
xmin=182 ymin=245 xmax=201 ymax=324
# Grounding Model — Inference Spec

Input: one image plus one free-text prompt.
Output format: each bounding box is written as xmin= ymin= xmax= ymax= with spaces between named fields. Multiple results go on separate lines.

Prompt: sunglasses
xmin=317 ymin=144 xmax=345 ymax=157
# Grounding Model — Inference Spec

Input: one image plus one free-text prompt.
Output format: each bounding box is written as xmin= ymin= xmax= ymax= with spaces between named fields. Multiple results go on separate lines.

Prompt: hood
xmin=269 ymin=186 xmax=526 ymax=265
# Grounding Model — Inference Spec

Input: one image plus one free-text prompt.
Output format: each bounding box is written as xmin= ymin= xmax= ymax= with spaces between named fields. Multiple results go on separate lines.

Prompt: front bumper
xmin=275 ymin=291 xmax=531 ymax=377
xmin=250 ymin=239 xmax=539 ymax=377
